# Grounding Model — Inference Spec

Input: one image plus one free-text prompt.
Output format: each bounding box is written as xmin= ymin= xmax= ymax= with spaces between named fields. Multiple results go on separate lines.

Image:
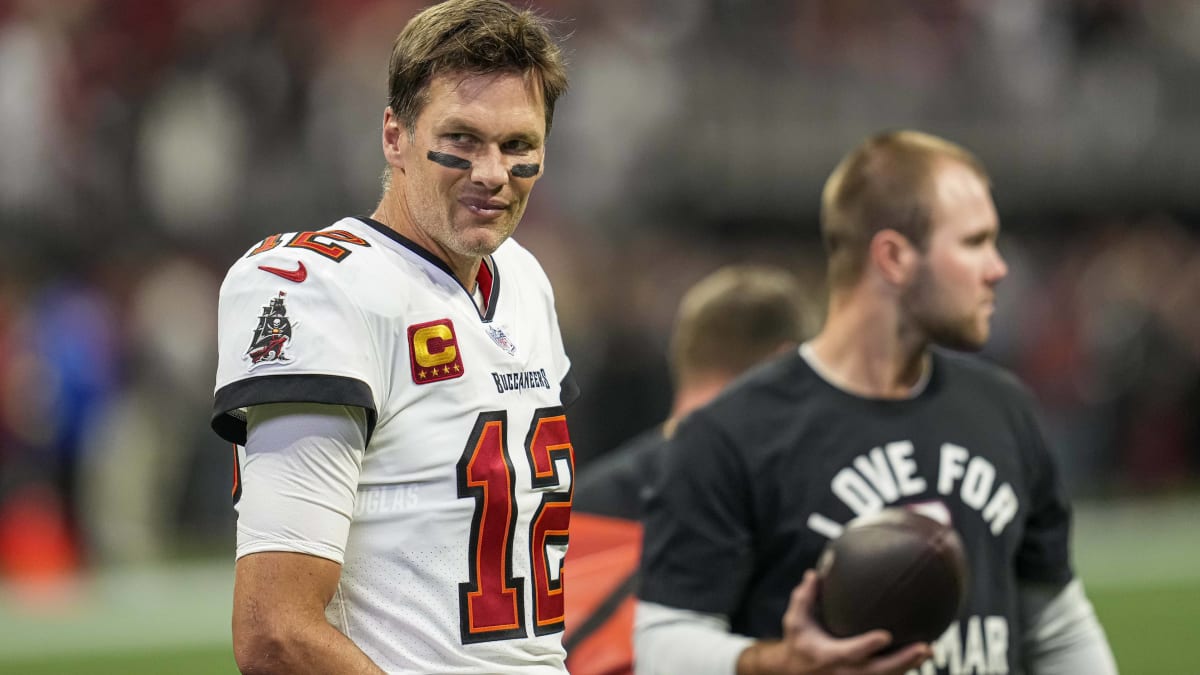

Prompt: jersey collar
xmin=353 ymin=216 xmax=501 ymax=322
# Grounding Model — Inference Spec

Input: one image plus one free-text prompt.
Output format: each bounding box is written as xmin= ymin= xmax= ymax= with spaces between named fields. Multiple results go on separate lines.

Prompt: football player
xmin=211 ymin=1 xmax=576 ymax=672
xmin=635 ymin=131 xmax=1118 ymax=675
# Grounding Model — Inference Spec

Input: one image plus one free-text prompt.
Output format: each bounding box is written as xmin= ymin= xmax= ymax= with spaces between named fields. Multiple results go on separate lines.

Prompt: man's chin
xmin=463 ymin=224 xmax=516 ymax=254
xmin=454 ymin=233 xmax=509 ymax=258
xmin=929 ymin=325 xmax=989 ymax=352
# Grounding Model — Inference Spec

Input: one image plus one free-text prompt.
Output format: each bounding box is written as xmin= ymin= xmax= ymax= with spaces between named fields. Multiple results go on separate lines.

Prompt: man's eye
xmin=502 ymin=140 xmax=533 ymax=153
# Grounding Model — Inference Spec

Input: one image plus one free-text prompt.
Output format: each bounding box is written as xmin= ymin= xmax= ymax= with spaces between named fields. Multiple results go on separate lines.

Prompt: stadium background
xmin=0 ymin=0 xmax=1196 ymax=672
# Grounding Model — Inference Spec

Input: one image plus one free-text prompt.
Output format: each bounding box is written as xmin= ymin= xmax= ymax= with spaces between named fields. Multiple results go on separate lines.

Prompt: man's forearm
xmin=235 ymin=619 xmax=384 ymax=675
xmin=634 ymin=601 xmax=754 ymax=675
xmin=233 ymin=549 xmax=382 ymax=675
xmin=1020 ymin=579 xmax=1118 ymax=675
xmin=735 ymin=640 xmax=788 ymax=675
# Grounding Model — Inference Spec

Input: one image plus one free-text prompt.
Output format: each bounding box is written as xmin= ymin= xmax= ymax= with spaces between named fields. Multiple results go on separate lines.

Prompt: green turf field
xmin=1 ymin=646 xmax=236 ymax=675
xmin=1090 ymin=580 xmax=1200 ymax=675
xmin=6 ymin=583 xmax=1196 ymax=674
xmin=1 ymin=497 xmax=1196 ymax=673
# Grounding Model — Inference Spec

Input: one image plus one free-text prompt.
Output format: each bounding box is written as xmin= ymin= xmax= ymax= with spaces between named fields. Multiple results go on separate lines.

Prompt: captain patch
xmin=408 ymin=319 xmax=465 ymax=384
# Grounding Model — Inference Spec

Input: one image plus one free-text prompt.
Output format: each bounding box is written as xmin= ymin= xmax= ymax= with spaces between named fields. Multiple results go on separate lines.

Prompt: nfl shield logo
xmin=486 ymin=325 xmax=517 ymax=356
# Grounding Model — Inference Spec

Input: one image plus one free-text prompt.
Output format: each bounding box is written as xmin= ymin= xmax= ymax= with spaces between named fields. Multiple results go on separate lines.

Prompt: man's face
xmin=903 ymin=160 xmax=1008 ymax=351
xmin=399 ymin=70 xmax=546 ymax=262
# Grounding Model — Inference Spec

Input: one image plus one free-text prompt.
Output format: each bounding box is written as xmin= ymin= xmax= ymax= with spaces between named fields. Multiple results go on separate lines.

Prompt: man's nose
xmin=988 ymin=248 xmax=1008 ymax=284
xmin=470 ymin=148 xmax=507 ymax=189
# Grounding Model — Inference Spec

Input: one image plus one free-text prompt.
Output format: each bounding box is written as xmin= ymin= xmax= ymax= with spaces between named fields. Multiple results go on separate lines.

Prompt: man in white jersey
xmin=210 ymin=1 xmax=575 ymax=672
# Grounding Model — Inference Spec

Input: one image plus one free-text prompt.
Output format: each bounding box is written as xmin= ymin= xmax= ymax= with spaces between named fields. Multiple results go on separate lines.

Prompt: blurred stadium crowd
xmin=0 ymin=0 xmax=1198 ymax=580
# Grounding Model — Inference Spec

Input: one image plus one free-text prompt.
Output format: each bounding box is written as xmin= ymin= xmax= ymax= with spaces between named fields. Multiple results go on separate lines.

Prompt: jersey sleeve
xmin=638 ymin=410 xmax=756 ymax=617
xmin=1013 ymin=390 xmax=1074 ymax=585
xmin=212 ymin=250 xmax=381 ymax=445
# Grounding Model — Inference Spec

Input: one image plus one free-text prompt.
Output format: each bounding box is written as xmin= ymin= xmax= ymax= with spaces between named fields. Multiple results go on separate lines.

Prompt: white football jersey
xmin=213 ymin=216 xmax=578 ymax=673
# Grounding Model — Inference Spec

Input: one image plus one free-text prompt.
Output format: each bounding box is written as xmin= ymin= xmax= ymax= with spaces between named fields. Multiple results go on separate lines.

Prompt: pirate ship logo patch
xmin=245 ymin=291 xmax=295 ymax=369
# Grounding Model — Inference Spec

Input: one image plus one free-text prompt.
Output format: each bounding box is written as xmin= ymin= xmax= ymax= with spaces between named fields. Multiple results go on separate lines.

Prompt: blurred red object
xmin=0 ymin=483 xmax=80 ymax=584
xmin=564 ymin=513 xmax=642 ymax=675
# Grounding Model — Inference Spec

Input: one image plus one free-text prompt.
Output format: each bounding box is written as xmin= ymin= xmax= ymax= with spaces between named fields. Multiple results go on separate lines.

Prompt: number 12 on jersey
xmin=456 ymin=408 xmax=573 ymax=644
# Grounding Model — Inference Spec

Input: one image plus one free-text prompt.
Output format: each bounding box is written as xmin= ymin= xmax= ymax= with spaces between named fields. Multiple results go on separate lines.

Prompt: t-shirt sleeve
xmin=212 ymin=251 xmax=380 ymax=445
xmin=573 ymin=429 xmax=664 ymax=520
xmin=638 ymin=409 xmax=756 ymax=616
xmin=1014 ymin=393 xmax=1074 ymax=585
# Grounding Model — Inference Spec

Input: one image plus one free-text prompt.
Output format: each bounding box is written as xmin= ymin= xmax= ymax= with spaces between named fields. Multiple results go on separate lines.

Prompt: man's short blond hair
xmin=670 ymin=265 xmax=808 ymax=386
xmin=820 ymin=130 xmax=989 ymax=289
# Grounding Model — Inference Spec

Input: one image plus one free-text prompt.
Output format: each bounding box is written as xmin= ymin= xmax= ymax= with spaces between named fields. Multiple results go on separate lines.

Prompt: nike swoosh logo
xmin=258 ymin=261 xmax=307 ymax=283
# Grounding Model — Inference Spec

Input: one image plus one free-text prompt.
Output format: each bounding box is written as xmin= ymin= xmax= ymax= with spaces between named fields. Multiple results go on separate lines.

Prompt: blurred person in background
xmin=81 ymin=256 xmax=221 ymax=564
xmin=635 ymin=131 xmax=1117 ymax=675
xmin=564 ymin=264 xmax=809 ymax=675
xmin=574 ymin=264 xmax=810 ymax=520
xmin=210 ymin=0 xmax=578 ymax=672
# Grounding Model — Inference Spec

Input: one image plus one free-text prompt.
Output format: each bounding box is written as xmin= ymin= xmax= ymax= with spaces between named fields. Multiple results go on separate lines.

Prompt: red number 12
xmin=456 ymin=408 xmax=573 ymax=644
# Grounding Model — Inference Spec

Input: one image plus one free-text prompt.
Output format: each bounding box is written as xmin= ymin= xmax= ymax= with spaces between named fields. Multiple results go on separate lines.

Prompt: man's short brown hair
xmin=387 ymin=0 xmax=569 ymax=137
xmin=819 ymin=130 xmax=989 ymax=289
xmin=670 ymin=265 xmax=808 ymax=386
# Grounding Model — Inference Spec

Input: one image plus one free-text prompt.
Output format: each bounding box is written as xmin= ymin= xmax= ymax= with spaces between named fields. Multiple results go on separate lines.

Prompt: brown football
xmin=816 ymin=507 xmax=968 ymax=649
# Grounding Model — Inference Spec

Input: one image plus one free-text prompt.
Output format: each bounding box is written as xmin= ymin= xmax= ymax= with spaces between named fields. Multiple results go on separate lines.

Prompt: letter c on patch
xmin=412 ymin=324 xmax=457 ymax=367
xmin=407 ymin=318 xmax=465 ymax=384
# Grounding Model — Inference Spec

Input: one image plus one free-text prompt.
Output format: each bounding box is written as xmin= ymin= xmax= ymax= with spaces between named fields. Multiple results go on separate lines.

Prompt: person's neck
xmin=660 ymin=375 xmax=729 ymax=438
xmin=372 ymin=194 xmax=482 ymax=291
xmin=808 ymin=288 xmax=929 ymax=399
xmin=669 ymin=376 xmax=729 ymax=421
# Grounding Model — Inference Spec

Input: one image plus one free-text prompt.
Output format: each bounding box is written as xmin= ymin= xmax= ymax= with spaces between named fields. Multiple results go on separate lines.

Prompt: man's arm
xmin=636 ymin=571 xmax=930 ymax=675
xmin=232 ymin=403 xmax=380 ymax=674
xmin=1007 ymin=388 xmax=1116 ymax=673
xmin=234 ymin=552 xmax=384 ymax=674
xmin=574 ymin=426 xmax=666 ymax=520
xmin=1020 ymin=579 xmax=1118 ymax=675
xmin=633 ymin=600 xmax=753 ymax=675
xmin=636 ymin=410 xmax=929 ymax=675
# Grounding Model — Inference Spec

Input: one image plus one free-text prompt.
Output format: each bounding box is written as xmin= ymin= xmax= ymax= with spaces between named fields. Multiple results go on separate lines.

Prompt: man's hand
xmin=736 ymin=571 xmax=932 ymax=675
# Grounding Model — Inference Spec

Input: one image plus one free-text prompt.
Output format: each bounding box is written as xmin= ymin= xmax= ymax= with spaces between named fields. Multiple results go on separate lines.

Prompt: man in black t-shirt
xmin=636 ymin=131 xmax=1117 ymax=675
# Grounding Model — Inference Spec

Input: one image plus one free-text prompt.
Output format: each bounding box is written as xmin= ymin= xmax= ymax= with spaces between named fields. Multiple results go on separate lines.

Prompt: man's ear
xmin=869 ymin=229 xmax=920 ymax=287
xmin=382 ymin=107 xmax=408 ymax=171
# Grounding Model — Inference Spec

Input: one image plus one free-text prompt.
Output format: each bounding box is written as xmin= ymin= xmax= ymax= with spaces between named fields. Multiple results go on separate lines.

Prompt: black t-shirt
xmin=638 ymin=349 xmax=1073 ymax=673
xmin=574 ymin=425 xmax=668 ymax=521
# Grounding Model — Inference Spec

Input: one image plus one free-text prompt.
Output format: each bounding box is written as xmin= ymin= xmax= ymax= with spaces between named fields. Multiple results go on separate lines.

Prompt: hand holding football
xmin=816 ymin=507 xmax=968 ymax=649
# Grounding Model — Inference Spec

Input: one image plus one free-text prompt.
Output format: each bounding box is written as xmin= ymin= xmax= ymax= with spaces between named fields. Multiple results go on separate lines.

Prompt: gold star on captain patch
xmin=418 ymin=370 xmax=427 ymax=379
xmin=442 ymin=365 xmax=451 ymax=375
xmin=453 ymin=363 xmax=461 ymax=372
